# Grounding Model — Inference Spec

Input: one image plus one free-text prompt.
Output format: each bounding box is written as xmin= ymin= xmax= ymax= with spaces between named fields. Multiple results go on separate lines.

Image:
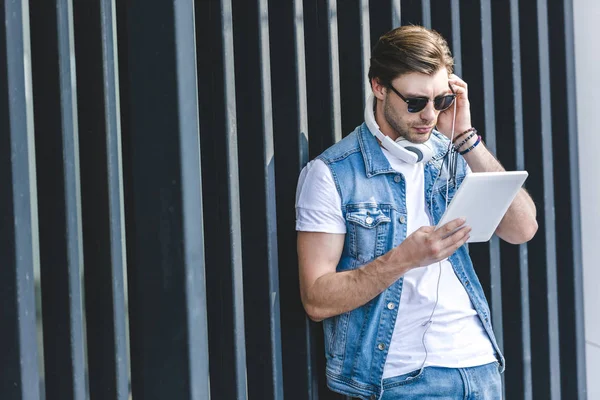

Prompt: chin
xmin=405 ymin=132 xmax=431 ymax=144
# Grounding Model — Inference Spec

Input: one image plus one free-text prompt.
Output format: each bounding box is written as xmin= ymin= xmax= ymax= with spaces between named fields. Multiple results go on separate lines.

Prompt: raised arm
xmin=437 ymin=74 xmax=538 ymax=244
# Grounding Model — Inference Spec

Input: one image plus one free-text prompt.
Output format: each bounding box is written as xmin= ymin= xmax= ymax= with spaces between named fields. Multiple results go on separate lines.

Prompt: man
xmin=295 ymin=26 xmax=537 ymax=399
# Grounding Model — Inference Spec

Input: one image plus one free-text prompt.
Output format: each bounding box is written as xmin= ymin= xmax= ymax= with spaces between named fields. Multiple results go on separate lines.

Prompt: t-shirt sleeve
xmin=295 ymin=159 xmax=346 ymax=234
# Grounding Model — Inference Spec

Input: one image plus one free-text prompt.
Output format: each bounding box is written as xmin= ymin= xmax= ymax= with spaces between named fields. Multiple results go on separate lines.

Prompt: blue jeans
xmin=380 ymin=362 xmax=502 ymax=399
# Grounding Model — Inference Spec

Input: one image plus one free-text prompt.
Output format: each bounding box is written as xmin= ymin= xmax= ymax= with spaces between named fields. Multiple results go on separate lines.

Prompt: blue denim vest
xmin=316 ymin=123 xmax=505 ymax=400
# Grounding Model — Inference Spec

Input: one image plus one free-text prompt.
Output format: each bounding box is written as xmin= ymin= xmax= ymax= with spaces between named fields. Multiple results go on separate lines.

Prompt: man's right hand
xmin=383 ymin=218 xmax=471 ymax=269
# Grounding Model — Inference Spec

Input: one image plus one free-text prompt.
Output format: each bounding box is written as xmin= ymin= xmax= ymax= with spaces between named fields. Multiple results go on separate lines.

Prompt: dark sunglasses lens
xmin=406 ymin=98 xmax=428 ymax=113
xmin=434 ymin=95 xmax=456 ymax=111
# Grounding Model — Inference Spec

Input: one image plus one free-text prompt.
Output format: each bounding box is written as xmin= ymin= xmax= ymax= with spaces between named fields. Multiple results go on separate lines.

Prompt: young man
xmin=295 ymin=26 xmax=537 ymax=399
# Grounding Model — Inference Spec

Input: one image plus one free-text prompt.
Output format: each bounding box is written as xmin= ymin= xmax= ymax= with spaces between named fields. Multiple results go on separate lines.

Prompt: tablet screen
xmin=435 ymin=171 xmax=528 ymax=243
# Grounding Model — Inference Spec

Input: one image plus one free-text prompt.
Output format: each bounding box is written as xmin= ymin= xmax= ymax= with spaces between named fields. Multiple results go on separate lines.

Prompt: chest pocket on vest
xmin=431 ymin=174 xmax=465 ymax=224
xmin=346 ymin=205 xmax=391 ymax=263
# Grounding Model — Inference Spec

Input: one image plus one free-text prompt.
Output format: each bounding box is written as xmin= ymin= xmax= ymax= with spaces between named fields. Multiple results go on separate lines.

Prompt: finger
xmin=448 ymin=75 xmax=467 ymax=86
xmin=448 ymin=79 xmax=468 ymax=97
xmin=449 ymin=83 xmax=468 ymax=97
xmin=438 ymin=226 xmax=471 ymax=258
xmin=440 ymin=224 xmax=471 ymax=246
xmin=437 ymin=217 xmax=466 ymax=237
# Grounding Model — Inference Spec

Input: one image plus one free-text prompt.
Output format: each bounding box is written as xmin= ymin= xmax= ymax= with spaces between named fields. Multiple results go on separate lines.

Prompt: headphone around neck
xmin=364 ymin=93 xmax=434 ymax=164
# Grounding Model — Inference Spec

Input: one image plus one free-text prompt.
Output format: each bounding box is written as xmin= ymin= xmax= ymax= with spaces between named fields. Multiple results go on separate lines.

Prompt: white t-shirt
xmin=295 ymin=147 xmax=496 ymax=378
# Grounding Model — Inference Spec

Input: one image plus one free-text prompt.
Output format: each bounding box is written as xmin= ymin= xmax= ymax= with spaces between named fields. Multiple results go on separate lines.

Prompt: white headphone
xmin=364 ymin=93 xmax=434 ymax=164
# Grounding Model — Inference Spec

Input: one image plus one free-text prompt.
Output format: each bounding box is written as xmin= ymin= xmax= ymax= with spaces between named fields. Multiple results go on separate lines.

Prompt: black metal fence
xmin=0 ymin=0 xmax=586 ymax=399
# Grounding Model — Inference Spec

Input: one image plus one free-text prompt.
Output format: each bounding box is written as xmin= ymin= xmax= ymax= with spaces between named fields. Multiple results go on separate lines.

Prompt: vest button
xmin=387 ymin=302 xmax=395 ymax=310
xmin=377 ymin=343 xmax=385 ymax=351
xmin=399 ymin=215 xmax=406 ymax=224
xmin=394 ymin=175 xmax=401 ymax=183
xmin=365 ymin=216 xmax=374 ymax=225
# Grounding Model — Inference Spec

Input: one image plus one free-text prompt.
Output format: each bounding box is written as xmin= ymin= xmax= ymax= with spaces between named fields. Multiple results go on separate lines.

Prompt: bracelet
xmin=453 ymin=131 xmax=477 ymax=151
xmin=452 ymin=127 xmax=476 ymax=144
xmin=459 ymin=135 xmax=482 ymax=155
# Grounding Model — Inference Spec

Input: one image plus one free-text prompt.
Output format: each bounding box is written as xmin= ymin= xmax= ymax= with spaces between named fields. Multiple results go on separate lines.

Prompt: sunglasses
xmin=387 ymin=84 xmax=456 ymax=113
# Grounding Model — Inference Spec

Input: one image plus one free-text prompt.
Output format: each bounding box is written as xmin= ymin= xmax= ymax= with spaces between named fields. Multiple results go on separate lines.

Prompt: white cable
xmin=419 ymin=95 xmax=458 ymax=371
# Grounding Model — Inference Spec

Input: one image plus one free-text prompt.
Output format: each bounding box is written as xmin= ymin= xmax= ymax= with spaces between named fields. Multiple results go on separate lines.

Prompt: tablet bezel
xmin=434 ymin=171 xmax=528 ymax=243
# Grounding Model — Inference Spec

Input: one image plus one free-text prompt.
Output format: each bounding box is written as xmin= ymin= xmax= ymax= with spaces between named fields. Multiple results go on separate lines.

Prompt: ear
xmin=371 ymin=78 xmax=387 ymax=101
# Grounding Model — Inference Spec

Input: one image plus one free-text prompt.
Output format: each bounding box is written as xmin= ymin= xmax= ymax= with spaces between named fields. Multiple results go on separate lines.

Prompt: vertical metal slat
xmin=173 ymin=1 xmax=211 ymax=398
xmin=510 ymin=0 xmax=533 ymax=397
xmin=119 ymin=0 xmax=210 ymax=397
xmin=561 ymin=0 xmax=587 ymax=396
xmin=268 ymin=0 xmax=314 ymax=397
xmin=328 ymin=0 xmax=342 ymax=143
xmin=360 ymin=0 xmax=371 ymax=105
xmin=536 ymin=0 xmax=561 ymax=398
xmin=0 ymin=0 xmax=41 ymax=398
xmin=258 ymin=0 xmax=284 ymax=396
xmin=421 ymin=0 xmax=432 ymax=28
xmin=450 ymin=0 xmax=462 ymax=76
xmin=480 ymin=0 xmax=504 ymax=358
xmin=74 ymin=0 xmax=130 ymax=396
xmin=29 ymin=0 xmax=88 ymax=396
xmin=195 ymin=0 xmax=247 ymax=398
xmin=221 ymin=1 xmax=248 ymax=397
xmin=391 ymin=0 xmax=401 ymax=28
xmin=99 ymin=0 xmax=130 ymax=395
xmin=50 ymin=0 xmax=87 ymax=397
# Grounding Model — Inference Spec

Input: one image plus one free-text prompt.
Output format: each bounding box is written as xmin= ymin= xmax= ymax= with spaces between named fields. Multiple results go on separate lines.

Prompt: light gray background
xmin=574 ymin=0 xmax=600 ymax=398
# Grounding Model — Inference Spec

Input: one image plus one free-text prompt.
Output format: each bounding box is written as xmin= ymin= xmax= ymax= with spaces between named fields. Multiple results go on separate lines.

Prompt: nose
xmin=419 ymin=101 xmax=436 ymax=121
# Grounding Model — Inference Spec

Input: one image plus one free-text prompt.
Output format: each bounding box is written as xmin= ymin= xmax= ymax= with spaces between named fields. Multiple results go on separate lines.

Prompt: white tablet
xmin=435 ymin=171 xmax=528 ymax=243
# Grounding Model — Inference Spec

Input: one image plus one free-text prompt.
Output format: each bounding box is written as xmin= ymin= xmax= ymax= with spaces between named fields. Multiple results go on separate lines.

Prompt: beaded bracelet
xmin=453 ymin=131 xmax=477 ymax=151
xmin=452 ymin=127 xmax=476 ymax=144
xmin=459 ymin=135 xmax=482 ymax=155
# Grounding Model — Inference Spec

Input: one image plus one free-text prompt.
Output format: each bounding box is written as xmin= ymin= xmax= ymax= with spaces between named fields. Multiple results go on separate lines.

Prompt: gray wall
xmin=574 ymin=0 xmax=600 ymax=398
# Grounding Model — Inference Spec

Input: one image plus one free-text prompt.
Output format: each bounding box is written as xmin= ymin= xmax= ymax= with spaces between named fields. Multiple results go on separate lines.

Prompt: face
xmin=373 ymin=68 xmax=452 ymax=143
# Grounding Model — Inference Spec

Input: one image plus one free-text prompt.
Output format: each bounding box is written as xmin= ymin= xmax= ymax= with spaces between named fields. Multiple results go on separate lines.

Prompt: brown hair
xmin=368 ymin=25 xmax=454 ymax=84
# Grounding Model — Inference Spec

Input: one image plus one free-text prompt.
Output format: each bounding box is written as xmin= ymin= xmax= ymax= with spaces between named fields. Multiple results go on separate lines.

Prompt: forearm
xmin=461 ymin=139 xmax=538 ymax=243
xmin=303 ymin=254 xmax=409 ymax=322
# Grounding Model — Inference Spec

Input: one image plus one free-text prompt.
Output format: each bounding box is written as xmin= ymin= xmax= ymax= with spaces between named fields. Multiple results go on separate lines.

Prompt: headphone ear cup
xmin=395 ymin=139 xmax=434 ymax=163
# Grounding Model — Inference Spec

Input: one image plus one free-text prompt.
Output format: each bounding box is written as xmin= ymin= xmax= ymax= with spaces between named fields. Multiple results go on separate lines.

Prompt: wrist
xmin=458 ymin=135 xmax=482 ymax=155
xmin=452 ymin=127 xmax=476 ymax=144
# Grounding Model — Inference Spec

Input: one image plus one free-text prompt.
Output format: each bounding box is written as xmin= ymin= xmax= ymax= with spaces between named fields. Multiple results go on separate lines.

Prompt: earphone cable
xmin=420 ymin=98 xmax=458 ymax=372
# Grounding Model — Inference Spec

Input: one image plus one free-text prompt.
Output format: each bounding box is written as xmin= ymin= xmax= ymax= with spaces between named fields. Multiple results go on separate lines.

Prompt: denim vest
xmin=317 ymin=123 xmax=505 ymax=400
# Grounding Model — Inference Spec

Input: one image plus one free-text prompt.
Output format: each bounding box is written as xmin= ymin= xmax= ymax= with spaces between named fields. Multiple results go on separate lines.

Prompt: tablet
xmin=435 ymin=171 xmax=528 ymax=243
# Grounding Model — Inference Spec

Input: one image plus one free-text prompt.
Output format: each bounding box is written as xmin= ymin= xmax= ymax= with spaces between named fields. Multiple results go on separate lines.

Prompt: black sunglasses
xmin=387 ymin=84 xmax=456 ymax=113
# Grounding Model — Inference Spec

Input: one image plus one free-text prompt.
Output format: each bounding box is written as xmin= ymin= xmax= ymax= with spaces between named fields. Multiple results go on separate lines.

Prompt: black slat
xmin=430 ymin=0 xmax=453 ymax=64
xmin=457 ymin=0 xmax=494 ymax=336
xmin=518 ymin=0 xmax=561 ymax=397
xmin=369 ymin=0 xmax=400 ymax=47
xmin=268 ymin=1 xmax=316 ymax=398
xmin=450 ymin=0 xmax=462 ymax=76
xmin=359 ymin=0 xmax=371 ymax=108
xmin=304 ymin=0 xmax=342 ymax=159
xmin=29 ymin=0 xmax=88 ymax=397
xmin=479 ymin=0 xmax=504 ymax=364
xmin=0 ymin=1 xmax=42 ymax=398
xmin=400 ymin=0 xmax=422 ymax=26
xmin=230 ymin=0 xmax=284 ymax=398
xmin=535 ymin=0 xmax=561 ymax=398
xmin=338 ymin=1 xmax=368 ymax=135
xmin=548 ymin=0 xmax=586 ymax=398
xmin=117 ymin=0 xmax=210 ymax=397
xmin=73 ymin=0 xmax=130 ymax=397
xmin=562 ymin=0 xmax=586 ymax=397
xmin=195 ymin=0 xmax=248 ymax=399
xmin=491 ymin=0 xmax=533 ymax=398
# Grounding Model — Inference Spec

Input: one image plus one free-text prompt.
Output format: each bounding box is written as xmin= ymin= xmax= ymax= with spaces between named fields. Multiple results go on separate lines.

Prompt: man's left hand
xmin=436 ymin=74 xmax=472 ymax=139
